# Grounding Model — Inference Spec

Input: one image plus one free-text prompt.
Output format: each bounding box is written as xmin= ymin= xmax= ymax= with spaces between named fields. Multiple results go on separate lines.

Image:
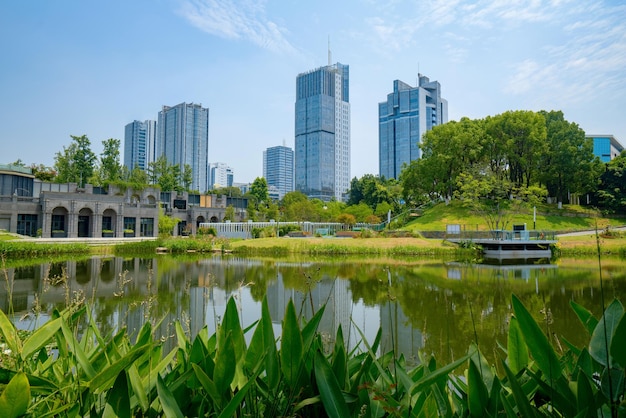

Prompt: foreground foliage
xmin=0 ymin=293 xmax=625 ymax=416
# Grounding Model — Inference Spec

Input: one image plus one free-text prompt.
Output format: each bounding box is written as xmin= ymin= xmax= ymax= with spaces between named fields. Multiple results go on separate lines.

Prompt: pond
xmin=3 ymin=254 xmax=625 ymax=365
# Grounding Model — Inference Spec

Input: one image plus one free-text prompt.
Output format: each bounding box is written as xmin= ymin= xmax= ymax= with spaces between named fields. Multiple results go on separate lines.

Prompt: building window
xmin=124 ymin=217 xmax=136 ymax=232
xmin=17 ymin=214 xmax=38 ymax=237
xmin=140 ymin=218 xmax=154 ymax=237
xmin=52 ymin=214 xmax=65 ymax=232
xmin=102 ymin=216 xmax=112 ymax=231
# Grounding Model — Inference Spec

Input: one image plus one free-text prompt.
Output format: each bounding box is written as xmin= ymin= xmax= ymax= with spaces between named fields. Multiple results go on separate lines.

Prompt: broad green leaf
xmin=331 ymin=325 xmax=347 ymax=388
xmin=410 ymin=352 xmax=473 ymax=396
xmin=468 ymin=360 xmax=488 ymax=417
xmin=0 ymin=372 xmax=30 ymax=418
xmin=128 ymin=364 xmax=149 ymax=412
xmin=501 ymin=360 xmax=537 ymax=418
xmin=156 ymin=374 xmax=184 ymax=418
xmin=281 ymin=300 xmax=303 ymax=388
xmin=589 ymin=299 xmax=623 ymax=367
xmin=213 ymin=331 xmax=236 ymax=395
xmin=302 ymin=302 xmax=326 ymax=350
xmin=261 ymin=297 xmax=279 ymax=388
xmin=103 ymin=370 xmax=131 ymax=418
xmin=60 ymin=318 xmax=96 ymax=379
xmin=0 ymin=308 xmax=21 ymax=354
xmin=192 ymin=363 xmax=221 ymax=409
xmin=570 ymin=300 xmax=599 ymax=335
xmin=217 ymin=365 xmax=262 ymax=418
xmin=21 ymin=317 xmax=61 ymax=361
xmin=469 ymin=343 xmax=494 ymax=392
xmin=600 ymin=366 xmax=624 ymax=403
xmin=314 ymin=350 xmax=350 ymax=418
xmin=576 ymin=369 xmax=595 ymax=414
xmin=609 ymin=313 xmax=626 ymax=368
xmin=507 ymin=316 xmax=529 ymax=374
xmin=293 ymin=395 xmax=321 ymax=412
xmin=89 ymin=345 xmax=149 ymax=393
xmin=511 ymin=294 xmax=562 ymax=381
xmin=175 ymin=321 xmax=189 ymax=352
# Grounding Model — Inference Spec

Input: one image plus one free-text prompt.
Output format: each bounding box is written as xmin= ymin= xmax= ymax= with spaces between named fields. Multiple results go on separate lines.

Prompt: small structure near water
xmin=445 ymin=224 xmax=557 ymax=260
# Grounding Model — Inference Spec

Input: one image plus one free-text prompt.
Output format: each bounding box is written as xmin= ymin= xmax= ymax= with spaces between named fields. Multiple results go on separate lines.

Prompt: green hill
xmin=402 ymin=201 xmax=624 ymax=232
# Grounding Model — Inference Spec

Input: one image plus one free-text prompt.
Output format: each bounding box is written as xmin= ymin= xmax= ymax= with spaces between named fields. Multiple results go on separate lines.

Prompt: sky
xmin=1 ymin=0 xmax=625 ymax=184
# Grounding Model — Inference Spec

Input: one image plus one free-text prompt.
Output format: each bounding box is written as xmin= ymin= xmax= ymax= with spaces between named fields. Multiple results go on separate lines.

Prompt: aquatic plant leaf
xmin=128 ymin=364 xmax=149 ymax=412
xmin=507 ymin=316 xmax=529 ymax=374
xmin=192 ymin=363 xmax=221 ymax=409
xmin=221 ymin=297 xmax=246 ymax=361
xmin=0 ymin=372 xmax=30 ymax=418
xmin=21 ymin=317 xmax=61 ymax=362
xmin=0 ymin=307 xmax=21 ymax=355
xmin=570 ymin=300 xmax=599 ymax=336
xmin=156 ymin=374 xmax=185 ymax=418
xmin=609 ymin=313 xmax=626 ymax=368
xmin=103 ymin=370 xmax=130 ymax=418
xmin=60 ymin=317 xmax=97 ymax=379
xmin=175 ymin=321 xmax=189 ymax=352
xmin=314 ymin=349 xmax=350 ymax=418
xmin=213 ymin=331 xmax=236 ymax=395
xmin=589 ymin=299 xmax=623 ymax=367
xmin=576 ymin=369 xmax=595 ymax=414
xmin=468 ymin=359 xmax=488 ymax=417
xmin=511 ymin=294 xmax=562 ymax=381
xmin=501 ymin=360 xmax=537 ymax=418
xmin=331 ymin=325 xmax=347 ymax=388
xmin=302 ymin=302 xmax=326 ymax=350
xmin=261 ymin=297 xmax=279 ymax=388
xmin=281 ymin=299 xmax=303 ymax=388
xmin=600 ymin=366 xmax=624 ymax=403
xmin=89 ymin=345 xmax=150 ymax=394
xmin=217 ymin=365 xmax=262 ymax=418
xmin=410 ymin=352 xmax=473 ymax=396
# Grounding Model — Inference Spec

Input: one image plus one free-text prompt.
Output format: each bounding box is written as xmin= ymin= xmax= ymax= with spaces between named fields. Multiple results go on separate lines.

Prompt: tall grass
xmin=0 ymin=241 xmax=90 ymax=258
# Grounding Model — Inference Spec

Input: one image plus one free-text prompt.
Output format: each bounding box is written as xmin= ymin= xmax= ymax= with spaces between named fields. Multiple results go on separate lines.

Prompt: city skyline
xmin=1 ymin=1 xmax=625 ymax=184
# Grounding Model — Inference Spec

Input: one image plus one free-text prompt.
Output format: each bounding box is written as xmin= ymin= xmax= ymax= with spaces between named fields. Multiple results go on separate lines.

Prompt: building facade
xmin=124 ymin=120 xmax=157 ymax=171
xmin=379 ymin=75 xmax=448 ymax=180
xmin=295 ymin=62 xmax=350 ymax=201
xmin=587 ymin=135 xmax=624 ymax=163
xmin=263 ymin=145 xmax=294 ymax=200
xmin=207 ymin=162 xmax=234 ymax=190
xmin=157 ymin=102 xmax=209 ymax=192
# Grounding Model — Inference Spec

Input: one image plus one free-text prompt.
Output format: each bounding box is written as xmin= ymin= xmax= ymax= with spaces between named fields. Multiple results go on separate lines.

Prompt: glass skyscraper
xmin=124 ymin=120 xmax=156 ymax=171
xmin=379 ymin=75 xmax=448 ymax=180
xmin=295 ymin=62 xmax=350 ymax=201
xmin=157 ymin=102 xmax=209 ymax=192
xmin=263 ymin=145 xmax=294 ymax=200
xmin=207 ymin=162 xmax=234 ymax=189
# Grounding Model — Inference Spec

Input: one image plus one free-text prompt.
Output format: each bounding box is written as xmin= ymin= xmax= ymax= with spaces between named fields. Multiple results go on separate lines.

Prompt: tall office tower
xmin=295 ymin=62 xmax=350 ymax=201
xmin=263 ymin=145 xmax=294 ymax=200
xmin=124 ymin=120 xmax=157 ymax=171
xmin=379 ymin=75 xmax=448 ymax=180
xmin=157 ymin=102 xmax=209 ymax=192
xmin=207 ymin=162 xmax=234 ymax=189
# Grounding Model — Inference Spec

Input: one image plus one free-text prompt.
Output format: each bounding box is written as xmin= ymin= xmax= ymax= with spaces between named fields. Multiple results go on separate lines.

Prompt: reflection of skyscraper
xmin=380 ymin=301 xmax=423 ymax=365
xmin=379 ymin=75 xmax=448 ymax=179
xmin=157 ymin=102 xmax=209 ymax=192
xmin=295 ymin=62 xmax=350 ymax=201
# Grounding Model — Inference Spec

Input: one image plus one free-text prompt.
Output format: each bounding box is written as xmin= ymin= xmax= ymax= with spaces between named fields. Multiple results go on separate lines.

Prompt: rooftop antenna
xmin=328 ymin=35 xmax=332 ymax=65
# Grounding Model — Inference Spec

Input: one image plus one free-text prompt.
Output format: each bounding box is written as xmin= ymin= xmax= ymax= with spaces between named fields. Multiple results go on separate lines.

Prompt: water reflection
xmin=2 ymin=255 xmax=625 ymax=366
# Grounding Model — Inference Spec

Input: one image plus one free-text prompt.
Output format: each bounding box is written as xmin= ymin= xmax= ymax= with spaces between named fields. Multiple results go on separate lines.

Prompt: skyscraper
xmin=207 ymin=162 xmax=234 ymax=189
xmin=124 ymin=120 xmax=156 ymax=171
xmin=157 ymin=102 xmax=209 ymax=192
xmin=379 ymin=75 xmax=448 ymax=180
xmin=295 ymin=62 xmax=350 ymax=201
xmin=263 ymin=145 xmax=294 ymax=200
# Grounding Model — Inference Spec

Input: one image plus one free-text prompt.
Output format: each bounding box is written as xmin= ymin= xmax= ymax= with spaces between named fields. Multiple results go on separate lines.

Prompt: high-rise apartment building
xmin=207 ymin=162 xmax=234 ymax=189
xmin=124 ymin=120 xmax=156 ymax=171
xmin=157 ymin=102 xmax=209 ymax=192
xmin=379 ymin=75 xmax=448 ymax=180
xmin=295 ymin=62 xmax=350 ymax=201
xmin=263 ymin=145 xmax=294 ymax=200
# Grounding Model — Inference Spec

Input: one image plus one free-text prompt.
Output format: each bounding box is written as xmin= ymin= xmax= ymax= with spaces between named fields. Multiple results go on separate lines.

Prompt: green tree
xmin=30 ymin=164 xmax=56 ymax=182
xmin=249 ymin=177 xmax=269 ymax=207
xmin=158 ymin=206 xmax=180 ymax=236
xmin=223 ymin=205 xmax=236 ymax=221
xmin=54 ymin=135 xmax=96 ymax=187
xmin=344 ymin=202 xmax=373 ymax=223
xmin=182 ymin=164 xmax=193 ymax=192
xmin=595 ymin=151 xmax=626 ymax=213
xmin=538 ymin=110 xmax=601 ymax=204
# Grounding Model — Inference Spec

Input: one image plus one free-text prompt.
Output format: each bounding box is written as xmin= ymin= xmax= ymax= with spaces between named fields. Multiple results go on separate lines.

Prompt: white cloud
xmin=178 ymin=0 xmax=297 ymax=54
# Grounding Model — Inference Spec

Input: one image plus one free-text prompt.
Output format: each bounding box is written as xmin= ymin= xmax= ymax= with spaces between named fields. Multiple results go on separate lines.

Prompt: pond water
xmin=3 ymin=254 xmax=625 ymax=365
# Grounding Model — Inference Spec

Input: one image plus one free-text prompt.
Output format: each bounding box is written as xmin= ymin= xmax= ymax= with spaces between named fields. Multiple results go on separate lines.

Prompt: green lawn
xmin=403 ymin=201 xmax=624 ymax=232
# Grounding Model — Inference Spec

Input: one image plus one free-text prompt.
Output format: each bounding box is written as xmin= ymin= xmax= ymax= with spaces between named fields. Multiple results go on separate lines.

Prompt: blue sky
xmin=1 ymin=0 xmax=625 ymax=184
